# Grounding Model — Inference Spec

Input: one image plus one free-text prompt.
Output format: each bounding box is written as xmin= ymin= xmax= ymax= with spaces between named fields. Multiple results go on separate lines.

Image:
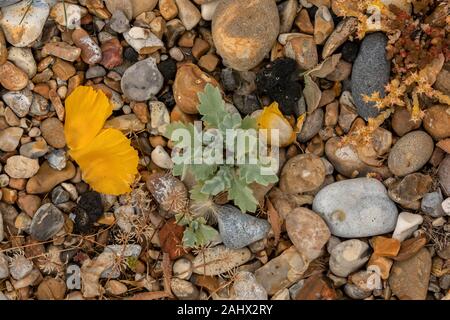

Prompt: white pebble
xmin=442 ymin=198 xmax=450 ymax=215
xmin=392 ymin=212 xmax=423 ymax=242
xmin=173 ymin=258 xmax=193 ymax=280
xmin=151 ymin=146 xmax=173 ymax=169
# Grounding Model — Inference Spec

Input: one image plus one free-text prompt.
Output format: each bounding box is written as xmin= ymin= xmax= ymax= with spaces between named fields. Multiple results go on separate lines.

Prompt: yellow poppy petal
xmin=70 ymin=128 xmax=139 ymax=195
xmin=64 ymin=86 xmax=113 ymax=151
xmin=257 ymin=102 xmax=295 ymax=147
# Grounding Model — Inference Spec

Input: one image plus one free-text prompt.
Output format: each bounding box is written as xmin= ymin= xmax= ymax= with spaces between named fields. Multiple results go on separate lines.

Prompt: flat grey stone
xmin=217 ymin=205 xmax=270 ymax=249
xmin=312 ymin=177 xmax=398 ymax=238
xmin=30 ymin=203 xmax=65 ymax=241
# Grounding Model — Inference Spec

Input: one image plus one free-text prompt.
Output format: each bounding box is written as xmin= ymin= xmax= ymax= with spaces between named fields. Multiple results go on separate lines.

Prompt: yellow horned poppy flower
xmin=64 ymin=86 xmax=138 ymax=195
xmin=257 ymin=102 xmax=297 ymax=147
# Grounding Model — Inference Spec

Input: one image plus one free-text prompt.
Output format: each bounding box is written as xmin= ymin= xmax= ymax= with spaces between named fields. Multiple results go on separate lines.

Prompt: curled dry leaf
xmin=266 ymin=198 xmax=283 ymax=246
xmin=303 ymin=74 xmax=322 ymax=113
xmin=308 ymin=54 xmax=342 ymax=78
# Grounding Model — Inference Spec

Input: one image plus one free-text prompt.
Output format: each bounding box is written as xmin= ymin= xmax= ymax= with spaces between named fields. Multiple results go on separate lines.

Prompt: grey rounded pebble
xmin=312 ymin=178 xmax=398 ymax=238
xmin=51 ymin=186 xmax=70 ymax=205
xmin=351 ymin=32 xmax=390 ymax=120
xmin=217 ymin=205 xmax=270 ymax=249
xmin=329 ymin=239 xmax=370 ymax=277
xmin=421 ymin=190 xmax=445 ymax=217
xmin=439 ymin=155 xmax=450 ymax=197
xmin=344 ymin=283 xmax=372 ymax=300
xmin=121 ymin=57 xmax=163 ymax=102
xmin=297 ymin=108 xmax=324 ymax=143
xmin=2 ymin=89 xmax=33 ymax=117
xmin=30 ymin=203 xmax=65 ymax=241
xmin=86 ymin=65 xmax=107 ymax=79
xmin=388 ymin=131 xmax=434 ymax=177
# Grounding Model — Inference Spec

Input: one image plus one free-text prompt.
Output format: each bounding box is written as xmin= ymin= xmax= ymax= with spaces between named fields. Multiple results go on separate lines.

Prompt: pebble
xmin=312 ymin=178 xmax=398 ymax=238
xmin=160 ymin=0 xmax=179 ymax=20
xmin=72 ymin=28 xmax=103 ymax=65
xmin=26 ymin=161 xmax=76 ymax=194
xmin=123 ymin=27 xmax=164 ymax=54
xmin=230 ymin=271 xmax=268 ymax=300
xmin=388 ymin=131 xmax=434 ymax=177
xmin=42 ymin=42 xmax=82 ymax=62
xmin=421 ymin=191 xmax=445 ymax=217
xmin=100 ymin=38 xmax=123 ymax=69
xmin=104 ymin=244 xmax=142 ymax=258
xmin=0 ymin=61 xmax=28 ymax=91
xmin=121 ymin=58 xmax=163 ymax=101
xmin=392 ymin=212 xmax=423 ymax=242
xmin=442 ymin=198 xmax=450 ymax=215
xmin=151 ymin=145 xmax=174 ymax=169
xmin=322 ymin=17 xmax=358 ymax=59
xmin=0 ymin=213 xmax=3 ymax=241
xmin=216 ymin=205 xmax=271 ymax=249
xmin=7 ymin=47 xmax=37 ymax=78
xmin=297 ymin=108 xmax=324 ymax=142
xmin=423 ymin=105 xmax=450 ymax=140
xmin=5 ymin=156 xmax=39 ymax=179
xmin=149 ymin=101 xmax=170 ymax=135
xmin=173 ymin=63 xmax=220 ymax=114
xmin=279 ymin=0 xmax=298 ymax=34
xmin=212 ymin=0 xmax=279 ymax=71
xmin=329 ymin=239 xmax=370 ymax=277
xmin=0 ymin=0 xmax=49 ymax=47
xmin=391 ymin=107 xmax=422 ymax=137
xmin=175 ymin=0 xmax=201 ymax=31
xmin=36 ymin=278 xmax=67 ymax=300
xmin=105 ymin=280 xmax=128 ymax=296
xmin=30 ymin=203 xmax=65 ymax=241
xmin=173 ymin=258 xmax=193 ymax=280
xmin=388 ymin=173 xmax=432 ymax=210
xmin=439 ymin=155 xmax=450 ymax=196
xmin=201 ymin=1 xmax=219 ymax=21
xmin=47 ymin=149 xmax=68 ymax=171
xmin=86 ymin=66 xmax=107 ymax=79
xmin=171 ymin=278 xmax=200 ymax=300
xmin=0 ymin=254 xmax=8 ymax=279
xmin=9 ymin=255 xmax=33 ymax=280
xmin=389 ymin=248 xmax=431 ymax=300
xmin=104 ymin=0 xmax=133 ymax=20
xmin=19 ymin=140 xmax=48 ymax=159
xmin=286 ymin=208 xmax=330 ymax=262
xmin=284 ymin=34 xmax=318 ymax=71
xmin=351 ymin=32 xmax=390 ymax=120
xmin=192 ymin=245 xmax=252 ymax=276
xmin=255 ymin=246 xmax=308 ymax=295
xmin=29 ymin=93 xmax=50 ymax=116
xmin=0 ymin=127 xmax=23 ymax=152
xmin=50 ymin=2 xmax=86 ymax=29
xmin=110 ymin=10 xmax=130 ymax=34
xmin=51 ymin=186 xmax=70 ymax=205
xmin=40 ymin=118 xmax=66 ymax=149
xmin=314 ymin=6 xmax=334 ymax=45
xmin=279 ymin=154 xmax=326 ymax=194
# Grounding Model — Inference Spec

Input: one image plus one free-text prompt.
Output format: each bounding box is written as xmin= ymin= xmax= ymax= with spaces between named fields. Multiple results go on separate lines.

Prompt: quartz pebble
xmin=392 ymin=212 xmax=424 ymax=242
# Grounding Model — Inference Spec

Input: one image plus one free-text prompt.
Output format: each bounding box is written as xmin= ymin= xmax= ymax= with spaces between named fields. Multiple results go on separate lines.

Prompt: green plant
xmin=164 ymin=84 xmax=278 ymax=213
xmin=176 ymin=214 xmax=219 ymax=248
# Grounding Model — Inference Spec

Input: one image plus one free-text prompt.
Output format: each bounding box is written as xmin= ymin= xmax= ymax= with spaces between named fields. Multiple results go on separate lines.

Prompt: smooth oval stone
xmin=212 ymin=0 xmax=280 ymax=71
xmin=120 ymin=57 xmax=163 ymax=102
xmin=351 ymin=32 xmax=390 ymax=120
xmin=388 ymin=131 xmax=434 ymax=177
xmin=217 ymin=205 xmax=270 ymax=249
xmin=312 ymin=178 xmax=398 ymax=238
xmin=30 ymin=203 xmax=65 ymax=241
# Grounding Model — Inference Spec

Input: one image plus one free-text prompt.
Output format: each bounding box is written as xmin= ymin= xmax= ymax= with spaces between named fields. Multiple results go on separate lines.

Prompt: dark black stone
xmin=74 ymin=192 xmax=103 ymax=234
xmin=123 ymin=46 xmax=139 ymax=63
xmin=256 ymin=58 xmax=302 ymax=115
xmin=341 ymin=41 xmax=359 ymax=63
xmin=158 ymin=90 xmax=176 ymax=108
xmin=158 ymin=58 xmax=177 ymax=81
